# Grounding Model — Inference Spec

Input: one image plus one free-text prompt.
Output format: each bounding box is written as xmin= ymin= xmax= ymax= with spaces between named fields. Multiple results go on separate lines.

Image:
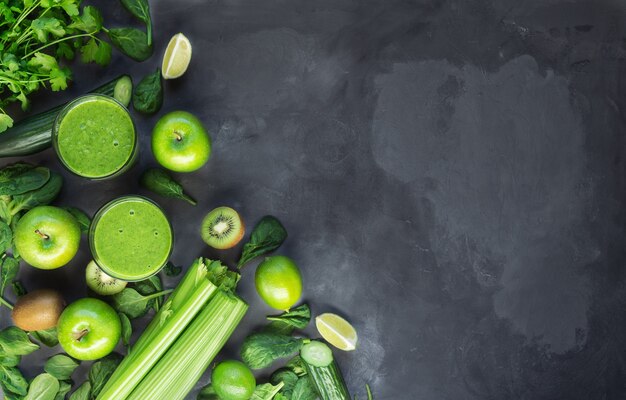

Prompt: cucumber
xmin=301 ymin=341 xmax=351 ymax=400
xmin=0 ymin=75 xmax=133 ymax=158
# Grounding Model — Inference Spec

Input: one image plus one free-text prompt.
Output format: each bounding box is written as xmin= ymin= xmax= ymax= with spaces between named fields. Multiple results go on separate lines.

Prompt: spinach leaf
xmin=63 ymin=207 xmax=90 ymax=233
xmin=68 ymin=381 xmax=90 ymax=400
xmin=241 ymin=332 xmax=303 ymax=370
xmin=25 ymin=373 xmax=59 ymax=400
xmin=163 ymin=261 xmax=182 ymax=277
xmin=120 ymin=0 xmax=152 ymax=45
xmin=238 ymin=216 xmax=287 ymax=269
xmin=31 ymin=327 xmax=59 ymax=347
xmin=55 ymin=380 xmax=73 ymax=400
xmin=119 ymin=312 xmax=132 ymax=348
xmin=291 ymin=376 xmax=317 ymax=400
xmin=270 ymin=369 xmax=299 ymax=397
xmin=0 ymin=365 xmax=29 ymax=396
xmin=267 ymin=304 xmax=311 ymax=330
xmin=197 ymin=384 xmax=219 ymax=400
xmin=1 ymin=256 xmax=19 ymax=297
xmin=12 ymin=280 xmax=27 ymax=297
xmin=0 ymin=326 xmax=39 ymax=356
xmin=110 ymin=288 xmax=170 ymax=319
xmin=132 ymin=274 xmax=163 ymax=311
xmin=285 ymin=356 xmax=307 ymax=376
xmin=0 ymin=164 xmax=34 ymax=185
xmin=140 ymin=168 xmax=196 ymax=205
xmin=44 ymin=354 xmax=79 ymax=380
xmin=107 ymin=27 xmax=152 ymax=61
xmin=132 ymin=69 xmax=163 ymax=114
xmin=0 ymin=220 xmax=12 ymax=254
xmin=0 ymin=354 xmax=20 ymax=367
xmin=88 ymin=353 xmax=122 ymax=397
xmin=0 ymin=167 xmax=49 ymax=196
xmin=264 ymin=321 xmax=296 ymax=336
xmin=10 ymin=171 xmax=62 ymax=214
xmin=251 ymin=382 xmax=284 ymax=400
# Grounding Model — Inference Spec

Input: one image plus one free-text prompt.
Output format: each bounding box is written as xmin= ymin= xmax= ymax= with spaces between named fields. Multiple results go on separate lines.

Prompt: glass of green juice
xmin=89 ymin=196 xmax=173 ymax=281
xmin=52 ymin=94 xmax=137 ymax=179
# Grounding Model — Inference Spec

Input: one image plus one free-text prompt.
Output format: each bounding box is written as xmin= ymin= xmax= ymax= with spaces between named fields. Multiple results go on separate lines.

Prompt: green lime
xmin=211 ymin=360 xmax=256 ymax=400
xmin=255 ymin=255 xmax=302 ymax=310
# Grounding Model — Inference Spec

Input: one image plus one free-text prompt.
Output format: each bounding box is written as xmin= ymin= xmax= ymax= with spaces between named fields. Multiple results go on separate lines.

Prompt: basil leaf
xmin=0 ymin=167 xmax=49 ymax=196
xmin=0 ymin=354 xmax=20 ymax=367
xmin=30 ymin=327 xmax=59 ymax=347
xmin=140 ymin=168 xmax=196 ymax=205
xmin=44 ymin=354 xmax=79 ymax=380
xmin=55 ymin=380 xmax=73 ymax=400
xmin=1 ymin=256 xmax=19 ymax=297
xmin=107 ymin=28 xmax=152 ymax=62
xmin=88 ymin=353 xmax=122 ymax=397
xmin=132 ymin=69 xmax=163 ymax=114
xmin=163 ymin=261 xmax=182 ymax=277
xmin=120 ymin=0 xmax=152 ymax=45
xmin=63 ymin=207 xmax=90 ymax=233
xmin=119 ymin=312 xmax=132 ymax=348
xmin=237 ymin=216 xmax=287 ymax=269
xmin=0 ymin=220 xmax=12 ymax=254
xmin=197 ymin=384 xmax=219 ymax=400
xmin=0 ymin=365 xmax=29 ymax=396
xmin=0 ymin=326 xmax=39 ymax=356
xmin=10 ymin=172 xmax=62 ymax=214
xmin=267 ymin=304 xmax=311 ymax=330
xmin=241 ymin=333 xmax=303 ymax=370
xmin=270 ymin=369 xmax=299 ymax=397
xmin=68 ymin=381 xmax=90 ymax=400
xmin=291 ymin=376 xmax=317 ymax=400
xmin=25 ymin=373 xmax=59 ymax=400
xmin=251 ymin=382 xmax=284 ymax=400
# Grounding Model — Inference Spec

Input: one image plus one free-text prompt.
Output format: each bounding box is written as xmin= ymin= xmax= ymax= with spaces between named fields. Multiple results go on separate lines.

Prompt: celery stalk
xmin=127 ymin=291 xmax=248 ymax=400
xmin=97 ymin=259 xmax=215 ymax=400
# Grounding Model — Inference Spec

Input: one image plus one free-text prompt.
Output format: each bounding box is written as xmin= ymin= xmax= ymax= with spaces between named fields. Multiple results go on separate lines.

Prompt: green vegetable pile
xmin=0 ymin=0 xmax=154 ymax=132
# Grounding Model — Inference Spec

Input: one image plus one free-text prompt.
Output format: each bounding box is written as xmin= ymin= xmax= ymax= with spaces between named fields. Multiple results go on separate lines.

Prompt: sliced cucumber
xmin=113 ymin=75 xmax=133 ymax=107
xmin=301 ymin=340 xmax=333 ymax=367
xmin=301 ymin=341 xmax=351 ymax=400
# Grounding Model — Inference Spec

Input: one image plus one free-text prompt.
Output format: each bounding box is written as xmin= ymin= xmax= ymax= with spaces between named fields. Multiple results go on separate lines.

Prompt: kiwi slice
xmin=86 ymin=260 xmax=127 ymax=295
xmin=201 ymin=206 xmax=245 ymax=249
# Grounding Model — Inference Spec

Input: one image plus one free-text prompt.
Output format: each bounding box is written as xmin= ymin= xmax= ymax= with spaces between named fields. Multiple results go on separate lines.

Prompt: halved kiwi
xmin=86 ymin=260 xmax=127 ymax=295
xmin=201 ymin=206 xmax=245 ymax=249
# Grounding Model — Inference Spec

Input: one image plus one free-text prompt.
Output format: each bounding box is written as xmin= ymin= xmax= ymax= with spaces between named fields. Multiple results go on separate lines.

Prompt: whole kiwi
xmin=12 ymin=289 xmax=65 ymax=331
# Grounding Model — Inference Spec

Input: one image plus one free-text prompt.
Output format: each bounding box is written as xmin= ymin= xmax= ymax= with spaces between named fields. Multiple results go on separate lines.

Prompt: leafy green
xmin=0 ymin=354 xmax=20 ymax=368
xmin=238 ymin=216 xmax=288 ymax=269
xmin=267 ymin=304 xmax=311 ymax=330
xmin=0 ymin=221 xmax=12 ymax=254
xmin=110 ymin=288 xmax=171 ymax=319
xmin=251 ymin=382 xmax=284 ymax=400
xmin=203 ymin=258 xmax=240 ymax=294
xmin=11 ymin=280 xmax=26 ymax=297
xmin=30 ymin=327 xmax=59 ymax=347
xmin=0 ymin=365 xmax=29 ymax=397
xmin=285 ymin=356 xmax=307 ymax=376
xmin=55 ymin=380 xmax=73 ymax=400
xmin=88 ymin=353 xmax=122 ymax=397
xmin=271 ymin=369 xmax=299 ymax=397
xmin=68 ymin=381 xmax=90 ymax=400
xmin=132 ymin=69 xmax=163 ymax=114
xmin=163 ymin=261 xmax=182 ymax=277
xmin=264 ymin=321 xmax=297 ymax=336
xmin=241 ymin=332 xmax=304 ymax=370
xmin=132 ymin=274 xmax=164 ymax=311
xmin=63 ymin=207 xmax=91 ymax=233
xmin=1 ymin=256 xmax=19 ymax=298
xmin=0 ymin=326 xmax=39 ymax=356
xmin=196 ymin=384 xmax=219 ymax=400
xmin=25 ymin=373 xmax=59 ymax=400
xmin=107 ymin=28 xmax=152 ymax=61
xmin=120 ymin=0 xmax=152 ymax=45
xmin=0 ymin=167 xmax=49 ymax=196
xmin=9 ymin=172 xmax=63 ymax=215
xmin=140 ymin=168 xmax=196 ymax=205
xmin=119 ymin=312 xmax=132 ymax=348
xmin=291 ymin=377 xmax=317 ymax=400
xmin=44 ymin=354 xmax=79 ymax=380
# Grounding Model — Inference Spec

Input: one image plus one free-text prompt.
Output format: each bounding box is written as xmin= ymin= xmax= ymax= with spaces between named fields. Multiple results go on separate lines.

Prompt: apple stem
xmin=34 ymin=229 xmax=49 ymax=240
xmin=173 ymin=130 xmax=183 ymax=141
xmin=0 ymin=296 xmax=13 ymax=310
xmin=74 ymin=328 xmax=89 ymax=341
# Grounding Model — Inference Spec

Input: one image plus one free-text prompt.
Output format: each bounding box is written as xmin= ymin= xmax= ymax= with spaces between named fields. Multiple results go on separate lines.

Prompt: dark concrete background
xmin=2 ymin=0 xmax=626 ymax=399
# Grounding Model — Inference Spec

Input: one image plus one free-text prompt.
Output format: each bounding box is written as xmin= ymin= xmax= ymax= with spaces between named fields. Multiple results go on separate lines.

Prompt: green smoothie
xmin=90 ymin=196 xmax=173 ymax=281
xmin=53 ymin=95 xmax=136 ymax=179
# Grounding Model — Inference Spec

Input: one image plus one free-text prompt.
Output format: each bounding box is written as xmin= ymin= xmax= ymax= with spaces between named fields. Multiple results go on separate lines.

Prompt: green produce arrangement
xmin=0 ymin=2 xmax=372 ymax=400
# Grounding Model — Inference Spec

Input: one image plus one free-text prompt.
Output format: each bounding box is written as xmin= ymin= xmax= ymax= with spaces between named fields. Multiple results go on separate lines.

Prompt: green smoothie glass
xmin=53 ymin=94 xmax=137 ymax=179
xmin=89 ymin=196 xmax=173 ymax=281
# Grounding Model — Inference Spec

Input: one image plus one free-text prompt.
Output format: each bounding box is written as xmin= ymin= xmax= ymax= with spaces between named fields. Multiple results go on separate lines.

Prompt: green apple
xmin=152 ymin=111 xmax=211 ymax=172
xmin=14 ymin=206 xmax=81 ymax=270
xmin=57 ymin=298 xmax=121 ymax=361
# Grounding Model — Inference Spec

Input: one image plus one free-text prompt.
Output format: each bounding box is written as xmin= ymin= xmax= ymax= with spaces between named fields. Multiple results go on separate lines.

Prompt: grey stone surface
xmin=2 ymin=0 xmax=626 ymax=399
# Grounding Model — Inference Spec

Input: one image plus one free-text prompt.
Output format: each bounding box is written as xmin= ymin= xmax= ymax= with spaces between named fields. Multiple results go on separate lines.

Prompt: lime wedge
xmin=315 ymin=313 xmax=358 ymax=351
xmin=162 ymin=33 xmax=192 ymax=79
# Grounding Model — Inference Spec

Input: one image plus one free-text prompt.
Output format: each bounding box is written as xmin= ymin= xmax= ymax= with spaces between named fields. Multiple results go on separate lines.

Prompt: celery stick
xmin=97 ymin=260 xmax=216 ymax=400
xmin=127 ymin=292 xmax=248 ymax=400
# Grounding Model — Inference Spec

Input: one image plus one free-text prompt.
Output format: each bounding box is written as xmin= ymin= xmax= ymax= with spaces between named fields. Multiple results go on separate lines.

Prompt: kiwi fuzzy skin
xmin=12 ymin=289 xmax=65 ymax=331
xmin=201 ymin=207 xmax=245 ymax=250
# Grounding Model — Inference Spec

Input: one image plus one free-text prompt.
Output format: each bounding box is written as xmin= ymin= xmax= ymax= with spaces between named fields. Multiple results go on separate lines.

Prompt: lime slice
xmin=162 ymin=33 xmax=192 ymax=79
xmin=315 ymin=313 xmax=358 ymax=351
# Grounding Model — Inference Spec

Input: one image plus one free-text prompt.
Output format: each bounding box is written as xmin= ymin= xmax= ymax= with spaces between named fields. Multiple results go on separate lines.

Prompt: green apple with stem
xmin=152 ymin=111 xmax=211 ymax=172
xmin=14 ymin=206 xmax=81 ymax=270
xmin=57 ymin=298 xmax=121 ymax=361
